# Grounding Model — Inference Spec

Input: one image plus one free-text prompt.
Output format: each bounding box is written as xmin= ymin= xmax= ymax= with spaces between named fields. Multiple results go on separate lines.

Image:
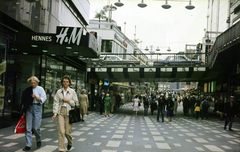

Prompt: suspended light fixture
xmin=167 ymin=47 xmax=171 ymax=51
xmin=156 ymin=47 xmax=160 ymax=51
xmin=185 ymin=0 xmax=195 ymax=10
xmin=162 ymin=0 xmax=171 ymax=9
xmin=114 ymin=0 xmax=124 ymax=7
xmin=138 ymin=0 xmax=147 ymax=8
xmin=145 ymin=46 xmax=149 ymax=51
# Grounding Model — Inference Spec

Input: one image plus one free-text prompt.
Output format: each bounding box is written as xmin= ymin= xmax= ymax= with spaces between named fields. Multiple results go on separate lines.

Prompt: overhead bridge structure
xmin=87 ymin=66 xmax=222 ymax=82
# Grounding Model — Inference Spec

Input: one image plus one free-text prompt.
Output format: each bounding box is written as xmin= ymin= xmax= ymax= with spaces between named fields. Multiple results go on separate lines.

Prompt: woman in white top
xmin=52 ymin=75 xmax=78 ymax=152
xmin=133 ymin=95 xmax=140 ymax=115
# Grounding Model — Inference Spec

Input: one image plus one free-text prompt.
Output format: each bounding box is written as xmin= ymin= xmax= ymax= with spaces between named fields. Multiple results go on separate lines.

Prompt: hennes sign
xmin=31 ymin=26 xmax=84 ymax=46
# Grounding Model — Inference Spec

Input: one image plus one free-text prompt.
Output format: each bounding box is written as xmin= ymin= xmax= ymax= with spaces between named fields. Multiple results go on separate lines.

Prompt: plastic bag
xmin=14 ymin=114 xmax=26 ymax=134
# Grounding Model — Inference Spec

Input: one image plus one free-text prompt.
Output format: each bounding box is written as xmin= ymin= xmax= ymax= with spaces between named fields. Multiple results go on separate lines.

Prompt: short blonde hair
xmin=106 ymin=94 xmax=109 ymax=97
xmin=27 ymin=76 xmax=40 ymax=83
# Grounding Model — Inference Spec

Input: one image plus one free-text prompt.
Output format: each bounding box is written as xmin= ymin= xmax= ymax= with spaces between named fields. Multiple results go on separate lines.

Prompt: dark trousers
xmin=225 ymin=116 xmax=234 ymax=129
xmin=201 ymin=108 xmax=208 ymax=119
xmin=195 ymin=111 xmax=200 ymax=119
xmin=100 ymin=103 xmax=104 ymax=114
xmin=183 ymin=106 xmax=188 ymax=115
xmin=157 ymin=107 xmax=164 ymax=122
xmin=144 ymin=108 xmax=148 ymax=116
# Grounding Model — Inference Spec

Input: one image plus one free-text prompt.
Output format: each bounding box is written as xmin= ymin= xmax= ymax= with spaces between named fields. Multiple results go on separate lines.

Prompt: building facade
xmin=0 ymin=0 xmax=99 ymax=128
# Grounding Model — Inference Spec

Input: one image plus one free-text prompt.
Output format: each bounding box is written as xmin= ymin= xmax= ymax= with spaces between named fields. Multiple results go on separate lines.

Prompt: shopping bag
xmin=14 ymin=114 xmax=26 ymax=134
xmin=69 ymin=106 xmax=81 ymax=124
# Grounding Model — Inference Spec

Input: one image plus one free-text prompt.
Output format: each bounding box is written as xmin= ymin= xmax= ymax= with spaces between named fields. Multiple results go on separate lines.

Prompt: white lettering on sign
xmin=56 ymin=27 xmax=83 ymax=45
xmin=31 ymin=35 xmax=52 ymax=42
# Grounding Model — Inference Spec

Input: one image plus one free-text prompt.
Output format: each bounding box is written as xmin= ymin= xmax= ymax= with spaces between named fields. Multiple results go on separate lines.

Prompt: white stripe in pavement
xmin=195 ymin=147 xmax=205 ymax=151
xmin=173 ymin=143 xmax=181 ymax=147
xmin=144 ymin=145 xmax=152 ymax=148
xmin=228 ymin=141 xmax=237 ymax=144
xmin=106 ymin=141 xmax=121 ymax=147
xmin=193 ymin=138 xmax=208 ymax=143
xmin=185 ymin=139 xmax=193 ymax=142
xmin=221 ymin=145 xmax=232 ymax=149
xmin=3 ymin=134 xmax=25 ymax=139
xmin=43 ymin=124 xmax=56 ymax=127
xmin=116 ymin=130 xmax=125 ymax=134
xmin=93 ymin=142 xmax=101 ymax=146
xmin=126 ymin=141 xmax=132 ymax=145
xmin=186 ymin=133 xmax=196 ymax=137
xmin=78 ymin=138 xmax=86 ymax=141
xmin=112 ymin=135 xmax=123 ymax=139
xmin=3 ymin=142 xmax=18 ymax=147
xmin=34 ymin=145 xmax=58 ymax=152
xmin=72 ymin=131 xmax=84 ymax=136
xmin=153 ymin=136 xmax=165 ymax=141
xmin=204 ymin=145 xmax=224 ymax=152
xmin=151 ymin=132 xmax=161 ymax=135
xmin=220 ymin=134 xmax=236 ymax=138
xmin=42 ymin=138 xmax=52 ymax=142
xmin=156 ymin=143 xmax=171 ymax=149
xmin=102 ymin=150 xmax=117 ymax=152
xmin=208 ymin=138 xmax=216 ymax=141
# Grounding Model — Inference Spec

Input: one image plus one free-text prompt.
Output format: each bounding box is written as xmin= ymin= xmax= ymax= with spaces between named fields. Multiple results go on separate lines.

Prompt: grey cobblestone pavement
xmin=0 ymin=102 xmax=239 ymax=152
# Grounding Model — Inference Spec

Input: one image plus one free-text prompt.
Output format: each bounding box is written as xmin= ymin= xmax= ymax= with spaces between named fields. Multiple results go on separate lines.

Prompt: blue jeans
xmin=157 ymin=107 xmax=164 ymax=121
xmin=25 ymin=104 xmax=42 ymax=147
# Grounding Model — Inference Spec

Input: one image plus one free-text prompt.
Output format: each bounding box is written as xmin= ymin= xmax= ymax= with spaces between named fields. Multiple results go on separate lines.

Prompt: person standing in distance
xmin=52 ymin=76 xmax=79 ymax=152
xmin=224 ymin=96 xmax=237 ymax=131
xmin=21 ymin=76 xmax=46 ymax=151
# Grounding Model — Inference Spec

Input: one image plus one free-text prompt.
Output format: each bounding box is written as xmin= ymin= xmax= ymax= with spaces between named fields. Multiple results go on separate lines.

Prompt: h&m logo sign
xmin=56 ymin=27 xmax=83 ymax=45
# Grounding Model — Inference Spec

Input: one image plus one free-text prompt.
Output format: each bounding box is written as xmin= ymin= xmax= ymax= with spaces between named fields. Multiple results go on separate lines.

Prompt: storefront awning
xmin=11 ymin=26 xmax=100 ymax=58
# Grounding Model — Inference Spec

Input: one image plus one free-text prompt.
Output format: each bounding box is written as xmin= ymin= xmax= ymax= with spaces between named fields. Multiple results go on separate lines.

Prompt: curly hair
xmin=61 ymin=75 xmax=72 ymax=85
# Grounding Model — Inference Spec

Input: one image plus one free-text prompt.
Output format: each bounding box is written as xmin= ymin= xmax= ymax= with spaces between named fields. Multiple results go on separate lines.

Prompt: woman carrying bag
xmin=21 ymin=76 xmax=46 ymax=151
xmin=52 ymin=75 xmax=78 ymax=152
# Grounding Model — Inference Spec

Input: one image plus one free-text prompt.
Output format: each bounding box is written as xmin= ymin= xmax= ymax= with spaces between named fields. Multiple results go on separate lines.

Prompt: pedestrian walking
xmin=201 ymin=98 xmax=210 ymax=120
xmin=110 ymin=93 xmax=116 ymax=113
xmin=183 ymin=96 xmax=189 ymax=115
xmin=133 ymin=95 xmax=140 ymax=115
xmin=194 ymin=100 xmax=201 ymax=120
xmin=100 ymin=92 xmax=105 ymax=114
xmin=52 ymin=75 xmax=78 ymax=152
xmin=78 ymin=89 xmax=89 ymax=122
xmin=173 ymin=97 xmax=178 ymax=116
xmin=157 ymin=95 xmax=165 ymax=122
xmin=224 ymin=96 xmax=237 ymax=131
xmin=21 ymin=76 xmax=46 ymax=151
xmin=166 ymin=96 xmax=174 ymax=122
xmin=143 ymin=98 xmax=149 ymax=116
xmin=104 ymin=93 xmax=111 ymax=117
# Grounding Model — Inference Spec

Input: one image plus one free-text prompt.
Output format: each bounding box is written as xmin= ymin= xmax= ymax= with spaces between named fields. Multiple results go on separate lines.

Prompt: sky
xmin=88 ymin=0 xmax=209 ymax=53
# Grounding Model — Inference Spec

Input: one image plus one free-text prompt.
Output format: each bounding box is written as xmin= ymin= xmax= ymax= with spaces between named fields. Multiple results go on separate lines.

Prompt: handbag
xmin=138 ymin=103 xmax=141 ymax=106
xmin=86 ymin=111 xmax=89 ymax=115
xmin=14 ymin=114 xmax=26 ymax=134
xmin=69 ymin=105 xmax=81 ymax=124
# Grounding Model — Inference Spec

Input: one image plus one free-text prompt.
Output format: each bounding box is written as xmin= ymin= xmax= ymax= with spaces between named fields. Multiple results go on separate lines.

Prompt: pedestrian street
xmin=0 ymin=102 xmax=239 ymax=152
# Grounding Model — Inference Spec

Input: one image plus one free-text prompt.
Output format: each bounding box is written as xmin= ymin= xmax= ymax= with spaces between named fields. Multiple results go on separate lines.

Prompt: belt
xmin=32 ymin=103 xmax=41 ymax=106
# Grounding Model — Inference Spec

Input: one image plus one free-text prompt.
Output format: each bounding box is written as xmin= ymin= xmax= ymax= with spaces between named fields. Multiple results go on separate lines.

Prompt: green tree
xmin=95 ymin=10 xmax=107 ymax=28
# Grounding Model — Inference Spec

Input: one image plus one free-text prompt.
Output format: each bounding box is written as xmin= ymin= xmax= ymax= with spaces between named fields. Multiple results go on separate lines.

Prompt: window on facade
xmin=101 ymin=40 xmax=112 ymax=52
